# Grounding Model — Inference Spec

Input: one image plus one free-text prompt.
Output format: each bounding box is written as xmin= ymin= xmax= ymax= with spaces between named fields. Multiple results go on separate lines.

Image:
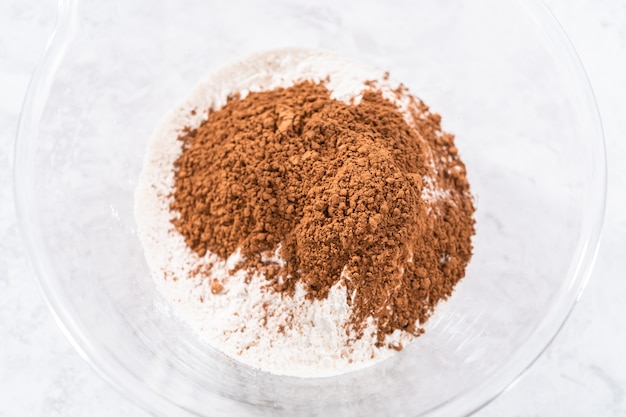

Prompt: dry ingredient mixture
xmin=135 ymin=49 xmax=475 ymax=377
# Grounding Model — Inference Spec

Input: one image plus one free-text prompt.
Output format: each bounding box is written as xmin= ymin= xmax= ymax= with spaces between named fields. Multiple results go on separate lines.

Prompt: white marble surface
xmin=0 ymin=0 xmax=624 ymax=415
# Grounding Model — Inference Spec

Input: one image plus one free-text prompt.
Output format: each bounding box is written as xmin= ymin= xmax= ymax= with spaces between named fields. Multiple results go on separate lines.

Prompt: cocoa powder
xmin=171 ymin=80 xmax=474 ymax=344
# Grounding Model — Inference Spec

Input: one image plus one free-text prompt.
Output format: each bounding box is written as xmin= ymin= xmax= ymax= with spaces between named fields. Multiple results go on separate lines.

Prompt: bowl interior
xmin=17 ymin=0 xmax=604 ymax=416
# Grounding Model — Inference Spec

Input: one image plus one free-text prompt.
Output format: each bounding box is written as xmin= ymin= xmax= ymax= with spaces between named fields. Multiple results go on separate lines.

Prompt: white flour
xmin=134 ymin=48 xmax=444 ymax=377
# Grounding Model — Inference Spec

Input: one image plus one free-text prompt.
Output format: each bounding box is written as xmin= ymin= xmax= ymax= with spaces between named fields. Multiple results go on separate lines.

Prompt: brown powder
xmin=171 ymin=80 xmax=474 ymax=344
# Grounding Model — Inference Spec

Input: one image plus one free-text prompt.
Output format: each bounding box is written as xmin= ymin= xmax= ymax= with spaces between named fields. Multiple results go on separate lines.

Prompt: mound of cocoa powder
xmin=171 ymin=80 xmax=474 ymax=344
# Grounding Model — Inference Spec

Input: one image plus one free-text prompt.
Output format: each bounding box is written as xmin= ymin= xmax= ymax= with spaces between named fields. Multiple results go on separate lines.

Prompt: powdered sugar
xmin=135 ymin=48 xmax=444 ymax=377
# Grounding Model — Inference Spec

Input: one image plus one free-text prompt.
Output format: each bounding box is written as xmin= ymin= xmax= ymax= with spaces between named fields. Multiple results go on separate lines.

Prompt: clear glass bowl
xmin=15 ymin=0 xmax=606 ymax=416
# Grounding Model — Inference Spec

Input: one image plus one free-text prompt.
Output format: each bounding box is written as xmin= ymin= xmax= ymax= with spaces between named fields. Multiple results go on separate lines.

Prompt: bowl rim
xmin=14 ymin=0 xmax=607 ymax=416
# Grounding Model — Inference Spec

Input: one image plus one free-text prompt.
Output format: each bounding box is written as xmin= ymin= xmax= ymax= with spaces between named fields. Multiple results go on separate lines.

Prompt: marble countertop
xmin=1 ymin=0 xmax=624 ymax=415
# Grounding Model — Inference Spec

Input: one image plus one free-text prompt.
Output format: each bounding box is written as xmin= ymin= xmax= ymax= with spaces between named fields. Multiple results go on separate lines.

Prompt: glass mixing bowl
xmin=15 ymin=0 xmax=606 ymax=416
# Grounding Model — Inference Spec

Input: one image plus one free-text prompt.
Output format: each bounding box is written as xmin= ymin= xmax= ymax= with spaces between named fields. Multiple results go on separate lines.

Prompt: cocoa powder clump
xmin=171 ymin=80 xmax=475 ymax=343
